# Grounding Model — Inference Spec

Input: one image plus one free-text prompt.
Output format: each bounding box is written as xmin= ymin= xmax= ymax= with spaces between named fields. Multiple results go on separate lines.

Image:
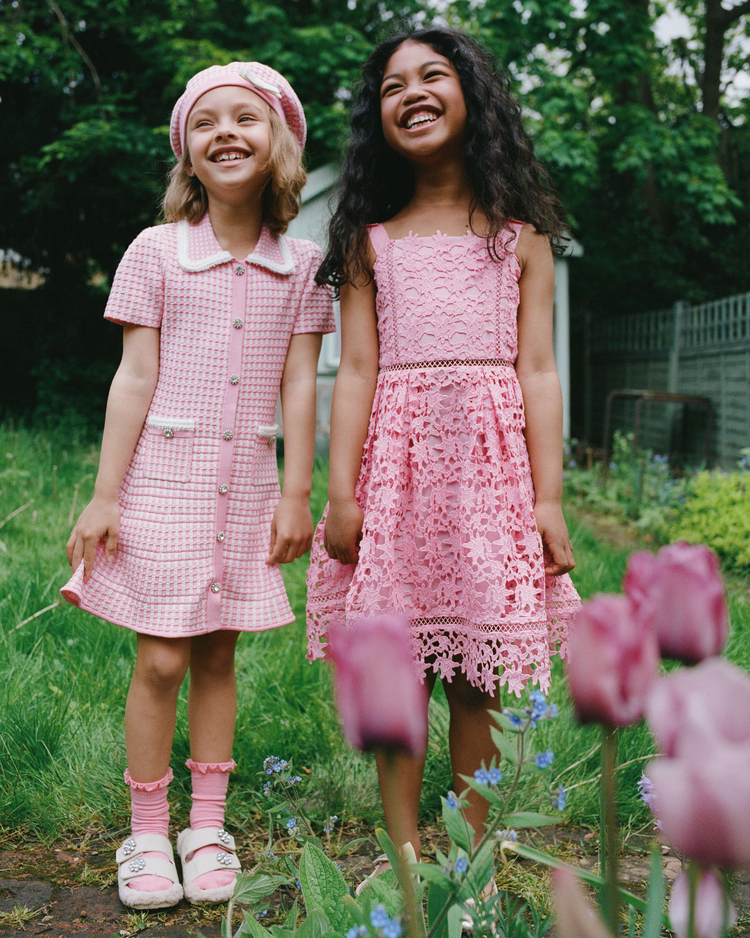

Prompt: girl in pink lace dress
xmin=62 ymin=64 xmax=334 ymax=909
xmin=306 ymin=28 xmax=580 ymax=860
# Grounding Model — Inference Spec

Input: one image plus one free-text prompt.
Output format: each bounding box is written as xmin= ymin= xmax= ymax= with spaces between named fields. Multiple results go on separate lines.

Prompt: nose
xmin=401 ymin=81 xmax=428 ymax=105
xmin=213 ymin=118 xmax=238 ymax=139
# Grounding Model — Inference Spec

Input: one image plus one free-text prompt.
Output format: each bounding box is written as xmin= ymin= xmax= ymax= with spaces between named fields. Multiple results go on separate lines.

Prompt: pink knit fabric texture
xmin=61 ymin=215 xmax=334 ymax=636
xmin=306 ymin=224 xmax=581 ymax=696
xmin=188 ymin=761 xmax=233 ymax=829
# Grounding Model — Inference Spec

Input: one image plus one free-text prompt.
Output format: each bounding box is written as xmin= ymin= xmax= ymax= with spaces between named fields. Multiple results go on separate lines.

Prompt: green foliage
xmin=669 ymin=468 xmax=750 ymax=572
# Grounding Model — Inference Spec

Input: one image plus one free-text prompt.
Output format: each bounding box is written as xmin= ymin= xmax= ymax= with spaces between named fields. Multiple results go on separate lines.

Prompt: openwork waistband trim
xmin=380 ymin=358 xmax=514 ymax=372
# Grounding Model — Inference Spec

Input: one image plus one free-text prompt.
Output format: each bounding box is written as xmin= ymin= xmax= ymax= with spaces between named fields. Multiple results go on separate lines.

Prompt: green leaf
xmin=237 ymin=910 xmax=270 ymax=938
xmin=441 ymin=799 xmax=474 ymax=852
xmin=426 ymin=881 xmax=455 ymax=938
xmin=501 ymin=811 xmax=558 ymax=828
xmin=375 ymin=827 xmax=402 ymax=873
xmin=363 ymin=872 xmax=402 ymax=917
xmin=298 ymin=842 xmax=350 ymax=934
xmin=490 ymin=725 xmax=519 ymax=764
xmin=296 ymin=908 xmax=332 ymax=938
xmin=231 ymin=873 xmax=292 ymax=905
xmin=640 ymin=845 xmax=666 ymax=938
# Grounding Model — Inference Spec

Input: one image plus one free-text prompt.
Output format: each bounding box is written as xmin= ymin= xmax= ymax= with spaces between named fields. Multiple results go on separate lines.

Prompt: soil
xmin=2 ymin=826 xmax=749 ymax=937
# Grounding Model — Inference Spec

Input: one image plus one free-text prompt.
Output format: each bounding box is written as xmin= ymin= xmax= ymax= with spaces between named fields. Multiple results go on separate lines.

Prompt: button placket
xmin=208 ymin=260 xmax=247 ymax=629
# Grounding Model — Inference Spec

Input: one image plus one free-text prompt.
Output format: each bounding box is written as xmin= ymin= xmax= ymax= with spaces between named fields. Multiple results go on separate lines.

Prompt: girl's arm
xmin=515 ymin=225 xmax=575 ymax=576
xmin=323 ymin=275 xmax=379 ymax=566
xmin=66 ymin=324 xmax=160 ymax=578
xmin=266 ymin=331 xmax=323 ymax=565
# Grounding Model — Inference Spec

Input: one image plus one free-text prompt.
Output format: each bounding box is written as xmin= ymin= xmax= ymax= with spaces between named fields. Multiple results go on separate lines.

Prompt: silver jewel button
xmin=217 ymin=532 xmax=225 ymax=543
xmin=235 ymin=265 xmax=245 ymax=276
xmin=216 ymin=851 xmax=233 ymax=866
xmin=129 ymin=857 xmax=146 ymax=872
xmin=163 ymin=428 xmax=174 ymax=439
xmin=223 ymin=430 xmax=233 ymax=441
xmin=211 ymin=582 xmax=220 ymax=594
xmin=122 ymin=837 xmax=136 ymax=855
xmin=217 ymin=829 xmax=230 ymax=844
xmin=219 ymin=484 xmax=229 ymax=494
xmin=233 ymin=318 xmax=243 ymax=328
xmin=268 ymin=435 xmax=277 ymax=447
xmin=229 ymin=374 xmax=239 ymax=385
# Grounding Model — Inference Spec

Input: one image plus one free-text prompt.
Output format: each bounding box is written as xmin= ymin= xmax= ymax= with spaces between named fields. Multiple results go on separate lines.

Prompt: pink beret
xmin=170 ymin=62 xmax=306 ymax=157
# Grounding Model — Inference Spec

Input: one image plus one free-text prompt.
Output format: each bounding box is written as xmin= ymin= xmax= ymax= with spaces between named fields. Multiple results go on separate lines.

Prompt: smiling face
xmin=185 ymin=85 xmax=273 ymax=205
xmin=379 ymin=41 xmax=468 ymax=165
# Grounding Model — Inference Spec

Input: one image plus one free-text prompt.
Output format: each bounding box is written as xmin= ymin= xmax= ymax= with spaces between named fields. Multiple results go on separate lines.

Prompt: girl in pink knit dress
xmin=62 ymin=63 xmax=334 ymax=909
xmin=306 ymin=28 xmax=580 ymax=867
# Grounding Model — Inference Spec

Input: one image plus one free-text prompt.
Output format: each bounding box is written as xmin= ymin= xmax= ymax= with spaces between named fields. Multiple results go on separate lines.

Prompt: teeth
xmin=215 ymin=152 xmax=246 ymax=162
xmin=407 ymin=114 xmax=437 ymax=129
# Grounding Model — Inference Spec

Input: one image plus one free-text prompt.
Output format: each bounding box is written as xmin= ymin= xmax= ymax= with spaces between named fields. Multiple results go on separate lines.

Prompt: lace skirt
xmin=305 ymin=365 xmax=580 ymax=696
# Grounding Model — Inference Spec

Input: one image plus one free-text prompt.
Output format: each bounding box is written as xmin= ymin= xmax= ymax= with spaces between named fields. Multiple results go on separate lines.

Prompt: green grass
xmin=1 ymin=421 xmax=749 ymax=845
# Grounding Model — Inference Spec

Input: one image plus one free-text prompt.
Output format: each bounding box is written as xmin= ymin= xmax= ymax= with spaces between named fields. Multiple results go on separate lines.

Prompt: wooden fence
xmin=581 ymin=292 xmax=750 ymax=468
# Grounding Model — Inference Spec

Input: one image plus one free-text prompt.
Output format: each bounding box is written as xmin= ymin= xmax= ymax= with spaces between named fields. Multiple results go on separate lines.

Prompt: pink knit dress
xmin=306 ymin=223 xmax=580 ymax=696
xmin=62 ymin=215 xmax=334 ymax=636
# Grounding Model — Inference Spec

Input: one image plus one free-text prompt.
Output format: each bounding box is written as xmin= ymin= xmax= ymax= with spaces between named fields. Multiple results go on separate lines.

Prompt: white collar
xmin=176 ymin=215 xmax=295 ymax=275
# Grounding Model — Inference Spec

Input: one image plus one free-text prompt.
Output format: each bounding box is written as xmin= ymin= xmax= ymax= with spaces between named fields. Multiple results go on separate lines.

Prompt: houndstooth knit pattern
xmin=306 ymin=223 xmax=580 ymax=696
xmin=62 ymin=213 xmax=334 ymax=635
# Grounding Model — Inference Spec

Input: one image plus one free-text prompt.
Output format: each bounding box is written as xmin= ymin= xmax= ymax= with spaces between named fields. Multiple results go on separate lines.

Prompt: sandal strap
xmin=119 ymin=852 xmax=179 ymax=886
xmin=177 ymin=826 xmax=236 ymax=856
xmin=116 ymin=833 xmax=174 ymax=864
xmin=181 ymin=848 xmax=242 ymax=886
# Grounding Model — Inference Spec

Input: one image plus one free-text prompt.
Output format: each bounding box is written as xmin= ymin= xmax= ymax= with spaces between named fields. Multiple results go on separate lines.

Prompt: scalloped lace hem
xmin=185 ymin=758 xmax=237 ymax=774
xmin=124 ymin=767 xmax=174 ymax=791
xmin=307 ymin=604 xmax=578 ymax=697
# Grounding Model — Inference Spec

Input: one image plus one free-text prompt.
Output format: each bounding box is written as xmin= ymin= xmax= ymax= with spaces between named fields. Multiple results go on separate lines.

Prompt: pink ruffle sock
xmin=186 ymin=758 xmax=237 ymax=891
xmin=125 ymin=768 xmax=173 ymax=893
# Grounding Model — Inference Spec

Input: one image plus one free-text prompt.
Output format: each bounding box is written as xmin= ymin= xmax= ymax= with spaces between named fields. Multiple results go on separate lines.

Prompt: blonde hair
xmin=161 ymin=111 xmax=306 ymax=234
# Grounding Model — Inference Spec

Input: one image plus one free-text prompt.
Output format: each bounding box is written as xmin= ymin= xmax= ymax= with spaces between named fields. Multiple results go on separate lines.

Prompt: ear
xmin=185 ymin=161 xmax=195 ymax=177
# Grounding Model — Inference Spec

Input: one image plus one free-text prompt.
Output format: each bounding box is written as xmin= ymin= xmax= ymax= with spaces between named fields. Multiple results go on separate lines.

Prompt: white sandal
xmin=355 ymin=843 xmax=417 ymax=897
xmin=116 ymin=834 xmax=184 ymax=910
xmin=176 ymin=827 xmax=242 ymax=904
xmin=462 ymin=878 xmax=499 ymax=935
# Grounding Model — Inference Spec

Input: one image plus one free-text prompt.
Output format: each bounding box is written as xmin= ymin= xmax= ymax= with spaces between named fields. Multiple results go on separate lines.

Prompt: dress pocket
xmin=140 ymin=416 xmax=196 ymax=483
xmin=254 ymin=424 xmax=280 ymax=486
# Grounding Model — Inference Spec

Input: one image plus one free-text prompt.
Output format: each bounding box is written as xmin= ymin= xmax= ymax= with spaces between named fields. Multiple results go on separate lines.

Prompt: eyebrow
xmin=189 ymin=100 xmax=268 ymax=121
xmin=381 ymin=60 xmax=450 ymax=83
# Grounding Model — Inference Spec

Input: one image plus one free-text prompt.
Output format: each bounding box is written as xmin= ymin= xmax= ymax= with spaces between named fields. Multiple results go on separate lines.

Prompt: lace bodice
xmin=371 ymin=225 xmax=522 ymax=368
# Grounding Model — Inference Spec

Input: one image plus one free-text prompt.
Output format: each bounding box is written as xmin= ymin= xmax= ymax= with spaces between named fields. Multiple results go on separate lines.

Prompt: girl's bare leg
xmin=443 ymin=672 xmax=501 ymax=847
xmin=125 ymin=633 xmax=192 ymax=781
xmin=187 ymin=630 xmax=240 ymax=761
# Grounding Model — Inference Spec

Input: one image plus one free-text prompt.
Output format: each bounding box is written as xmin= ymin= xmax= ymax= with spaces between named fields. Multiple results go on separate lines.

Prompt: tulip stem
xmin=600 ymin=725 xmax=620 ymax=934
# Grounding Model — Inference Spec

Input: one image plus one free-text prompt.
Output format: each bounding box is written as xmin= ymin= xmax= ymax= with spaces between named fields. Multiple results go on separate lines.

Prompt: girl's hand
xmin=66 ymin=494 xmax=120 ymax=580
xmin=533 ymin=500 xmax=575 ymax=576
xmin=266 ymin=494 xmax=313 ymax=565
xmin=323 ymin=498 xmax=364 ymax=566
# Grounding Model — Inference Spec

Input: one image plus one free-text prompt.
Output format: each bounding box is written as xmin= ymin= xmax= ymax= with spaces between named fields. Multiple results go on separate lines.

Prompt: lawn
xmin=1 ymin=420 xmax=749 ymax=856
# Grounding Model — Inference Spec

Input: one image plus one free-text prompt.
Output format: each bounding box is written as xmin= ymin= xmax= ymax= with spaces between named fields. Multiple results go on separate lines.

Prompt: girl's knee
xmin=190 ymin=633 xmax=238 ymax=679
xmin=134 ymin=637 xmax=191 ymax=693
xmin=444 ymin=675 xmax=498 ymax=713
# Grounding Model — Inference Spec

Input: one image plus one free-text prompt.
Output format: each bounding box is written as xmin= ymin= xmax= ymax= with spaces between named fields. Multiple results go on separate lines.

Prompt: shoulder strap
xmin=367 ymin=223 xmax=390 ymax=255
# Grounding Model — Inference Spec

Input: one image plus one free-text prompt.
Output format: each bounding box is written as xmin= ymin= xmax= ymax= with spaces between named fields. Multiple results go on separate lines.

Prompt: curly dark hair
xmin=316 ymin=26 xmax=568 ymax=288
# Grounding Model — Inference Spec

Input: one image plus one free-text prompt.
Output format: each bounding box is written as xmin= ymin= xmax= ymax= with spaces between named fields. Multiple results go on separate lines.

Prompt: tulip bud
xmin=647 ymin=659 xmax=750 ymax=758
xmin=648 ymin=744 xmax=750 ymax=867
xmin=624 ymin=542 xmax=728 ymax=663
xmin=668 ymin=869 xmax=737 ymax=938
xmin=327 ymin=614 xmax=428 ymax=757
xmin=566 ymin=595 xmax=659 ymax=726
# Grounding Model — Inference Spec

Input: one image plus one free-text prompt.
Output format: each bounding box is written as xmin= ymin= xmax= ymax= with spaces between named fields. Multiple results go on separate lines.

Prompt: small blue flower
xmin=507 ymin=829 xmax=518 ymax=841
xmin=557 ymin=785 xmax=568 ymax=810
xmin=474 ymin=769 xmax=490 ymax=785
xmin=488 ymin=767 xmax=502 ymax=785
xmin=346 ymin=929 xmax=360 ymax=938
xmin=371 ymin=905 xmax=390 ymax=928
xmin=455 ymin=857 xmax=469 ymax=873
xmin=535 ymin=749 xmax=554 ymax=769
xmin=548 ymin=703 xmax=559 ymax=718
xmin=503 ymin=708 xmax=524 ymax=728
xmin=266 ymin=849 xmax=276 ymax=859
xmin=286 ymin=817 xmax=297 ymax=829
xmin=498 ymin=828 xmax=518 ymax=841
xmin=383 ymin=920 xmax=402 ymax=938
xmin=445 ymin=792 xmax=459 ymax=810
xmin=324 ymin=815 xmax=338 ymax=833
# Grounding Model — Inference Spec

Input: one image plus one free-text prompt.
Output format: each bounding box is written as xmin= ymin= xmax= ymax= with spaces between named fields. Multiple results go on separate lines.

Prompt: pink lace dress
xmin=306 ymin=223 xmax=580 ymax=695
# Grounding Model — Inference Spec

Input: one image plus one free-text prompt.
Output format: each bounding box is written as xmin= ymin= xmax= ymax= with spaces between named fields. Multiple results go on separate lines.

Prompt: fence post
xmin=668 ymin=300 xmax=686 ymax=393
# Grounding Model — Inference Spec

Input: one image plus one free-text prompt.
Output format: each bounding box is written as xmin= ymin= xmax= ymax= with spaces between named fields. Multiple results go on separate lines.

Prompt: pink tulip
xmin=327 ymin=613 xmax=428 ymax=757
xmin=624 ymin=542 xmax=728 ymax=663
xmin=669 ymin=869 xmax=737 ymax=938
xmin=648 ymin=743 xmax=750 ymax=867
xmin=566 ymin=595 xmax=660 ymax=726
xmin=647 ymin=659 xmax=750 ymax=758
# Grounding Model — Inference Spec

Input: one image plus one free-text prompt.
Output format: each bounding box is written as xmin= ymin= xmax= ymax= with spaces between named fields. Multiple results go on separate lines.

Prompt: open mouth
xmin=210 ymin=151 xmax=248 ymax=163
xmin=405 ymin=111 xmax=439 ymax=129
